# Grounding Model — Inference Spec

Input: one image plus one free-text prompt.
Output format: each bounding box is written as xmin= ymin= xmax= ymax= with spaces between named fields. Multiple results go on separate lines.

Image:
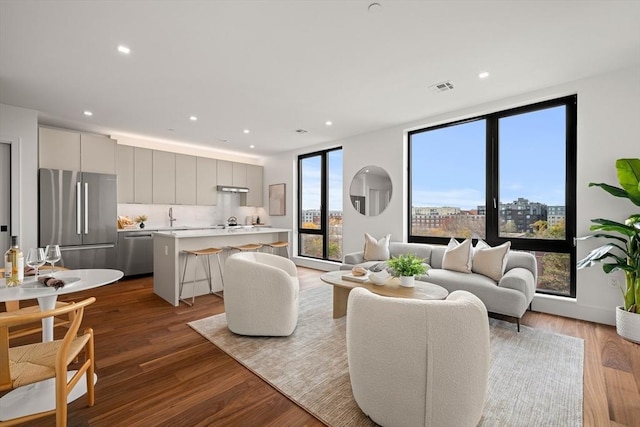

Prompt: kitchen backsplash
xmin=118 ymin=193 xmax=267 ymax=229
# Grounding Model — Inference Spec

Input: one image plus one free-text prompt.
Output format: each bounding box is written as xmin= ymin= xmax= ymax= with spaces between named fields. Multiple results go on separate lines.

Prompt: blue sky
xmin=411 ymin=106 xmax=566 ymax=210
xmin=301 ymin=150 xmax=343 ymax=211
xmin=301 ymin=105 xmax=566 ymax=212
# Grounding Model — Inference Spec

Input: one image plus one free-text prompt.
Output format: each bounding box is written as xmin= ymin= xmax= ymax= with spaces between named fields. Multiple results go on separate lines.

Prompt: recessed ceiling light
xmin=249 ymin=145 xmax=255 ymax=149
xmin=189 ymin=116 xmax=198 ymax=121
xmin=325 ymin=121 xmax=333 ymax=126
xmin=117 ymin=45 xmax=131 ymax=54
xmin=478 ymin=71 xmax=490 ymax=79
xmin=243 ymin=129 xmax=250 ymax=134
xmin=83 ymin=111 xmax=93 ymax=116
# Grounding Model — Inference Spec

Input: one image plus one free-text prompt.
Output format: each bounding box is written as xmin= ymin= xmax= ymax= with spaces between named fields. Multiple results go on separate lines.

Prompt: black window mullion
xmin=320 ymin=152 xmax=328 ymax=259
xmin=486 ymin=115 xmax=499 ymax=246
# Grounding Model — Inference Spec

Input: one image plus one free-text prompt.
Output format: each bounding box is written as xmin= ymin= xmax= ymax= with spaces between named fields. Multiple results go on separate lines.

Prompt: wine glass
xmin=44 ymin=244 xmax=61 ymax=277
xmin=26 ymin=248 xmax=46 ymax=279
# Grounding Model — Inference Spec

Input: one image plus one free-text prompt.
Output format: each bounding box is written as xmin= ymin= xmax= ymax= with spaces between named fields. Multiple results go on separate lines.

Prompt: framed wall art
xmin=269 ymin=183 xmax=286 ymax=216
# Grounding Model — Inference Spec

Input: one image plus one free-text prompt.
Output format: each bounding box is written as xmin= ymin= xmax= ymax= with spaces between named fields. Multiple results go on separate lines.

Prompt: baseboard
xmin=292 ymin=257 xmax=340 ymax=272
xmin=532 ymin=294 xmax=616 ymax=326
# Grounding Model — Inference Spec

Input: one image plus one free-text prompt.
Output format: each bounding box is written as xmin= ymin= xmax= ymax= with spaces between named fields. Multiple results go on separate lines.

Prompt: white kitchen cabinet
xmin=39 ymin=127 xmax=115 ymax=173
xmin=152 ymin=151 xmax=176 ymax=204
xmin=217 ymin=160 xmax=233 ymax=186
xmin=80 ymin=133 xmax=116 ymax=174
xmin=116 ymin=145 xmax=134 ymax=203
xmin=175 ymin=154 xmax=197 ymax=205
xmin=134 ymin=148 xmax=153 ymax=204
xmin=232 ymin=162 xmax=247 ymax=187
xmin=39 ymin=127 xmax=81 ymax=171
xmin=241 ymin=164 xmax=263 ymax=207
xmin=196 ymin=157 xmax=217 ymax=205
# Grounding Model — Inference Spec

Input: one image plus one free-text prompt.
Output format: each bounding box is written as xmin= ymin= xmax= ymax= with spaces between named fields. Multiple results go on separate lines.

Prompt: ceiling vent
xmin=429 ymin=80 xmax=455 ymax=93
xmin=295 ymin=129 xmax=309 ymax=134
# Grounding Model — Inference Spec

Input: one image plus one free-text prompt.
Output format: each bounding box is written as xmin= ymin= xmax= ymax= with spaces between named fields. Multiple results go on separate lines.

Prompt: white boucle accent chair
xmin=223 ymin=251 xmax=299 ymax=336
xmin=346 ymin=287 xmax=490 ymax=427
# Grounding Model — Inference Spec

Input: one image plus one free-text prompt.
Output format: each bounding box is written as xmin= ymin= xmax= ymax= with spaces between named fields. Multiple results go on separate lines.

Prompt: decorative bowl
xmin=368 ymin=269 xmax=390 ymax=285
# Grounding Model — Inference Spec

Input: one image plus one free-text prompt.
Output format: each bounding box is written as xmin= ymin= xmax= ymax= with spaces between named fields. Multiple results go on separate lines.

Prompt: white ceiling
xmin=1 ymin=0 xmax=639 ymax=157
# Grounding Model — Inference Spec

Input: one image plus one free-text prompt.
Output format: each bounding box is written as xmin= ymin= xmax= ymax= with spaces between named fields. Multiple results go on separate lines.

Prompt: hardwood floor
xmin=4 ymin=267 xmax=640 ymax=426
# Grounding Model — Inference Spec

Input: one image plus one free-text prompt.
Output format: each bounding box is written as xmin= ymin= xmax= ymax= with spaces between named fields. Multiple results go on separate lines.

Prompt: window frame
xmin=408 ymin=95 xmax=577 ymax=297
xmin=297 ymin=147 xmax=342 ymax=261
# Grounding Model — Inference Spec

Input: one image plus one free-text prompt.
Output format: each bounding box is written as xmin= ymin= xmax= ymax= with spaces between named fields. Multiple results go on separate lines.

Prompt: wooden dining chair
xmin=0 ymin=297 xmax=96 ymax=427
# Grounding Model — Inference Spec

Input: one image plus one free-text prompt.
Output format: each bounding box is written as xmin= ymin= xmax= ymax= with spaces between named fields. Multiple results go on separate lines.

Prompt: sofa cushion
xmin=426 ymin=269 xmax=529 ymax=318
xmin=363 ymin=233 xmax=391 ymax=261
xmin=472 ymin=240 xmax=511 ymax=282
xmin=442 ymin=238 xmax=472 ymax=273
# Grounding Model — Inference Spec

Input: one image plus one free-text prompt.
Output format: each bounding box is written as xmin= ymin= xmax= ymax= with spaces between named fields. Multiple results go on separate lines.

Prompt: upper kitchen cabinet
xmin=80 ymin=133 xmax=116 ymax=173
xmin=39 ymin=127 xmax=80 ymax=170
xmin=241 ymin=164 xmax=263 ymax=207
xmin=116 ymin=145 xmax=135 ymax=203
xmin=175 ymin=154 xmax=197 ymax=205
xmin=39 ymin=127 xmax=115 ymax=173
xmin=232 ymin=162 xmax=247 ymax=187
xmin=134 ymin=147 xmax=153 ymax=204
xmin=217 ymin=160 xmax=233 ymax=186
xmin=196 ymin=157 xmax=217 ymax=205
xmin=152 ymin=150 xmax=176 ymax=204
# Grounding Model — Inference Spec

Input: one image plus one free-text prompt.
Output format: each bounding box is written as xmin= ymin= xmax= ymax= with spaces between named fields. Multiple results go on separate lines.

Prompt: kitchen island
xmin=153 ymin=227 xmax=291 ymax=306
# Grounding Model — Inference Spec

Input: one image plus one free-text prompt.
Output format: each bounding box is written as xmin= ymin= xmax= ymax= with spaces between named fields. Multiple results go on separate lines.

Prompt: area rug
xmin=189 ymin=286 xmax=584 ymax=426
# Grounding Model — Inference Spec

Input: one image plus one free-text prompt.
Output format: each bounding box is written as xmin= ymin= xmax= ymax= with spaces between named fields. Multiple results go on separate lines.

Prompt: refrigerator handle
xmin=76 ymin=182 xmax=82 ymax=235
xmin=84 ymin=182 xmax=89 ymax=235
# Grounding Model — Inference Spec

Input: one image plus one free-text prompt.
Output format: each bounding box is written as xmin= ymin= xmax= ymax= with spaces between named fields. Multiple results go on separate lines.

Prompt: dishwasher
xmin=117 ymin=230 xmax=154 ymax=276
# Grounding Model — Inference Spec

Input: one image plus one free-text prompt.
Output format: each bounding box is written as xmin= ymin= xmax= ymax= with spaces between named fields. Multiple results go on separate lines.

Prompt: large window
xmin=298 ymin=148 xmax=343 ymax=262
xmin=409 ymin=96 xmax=576 ymax=296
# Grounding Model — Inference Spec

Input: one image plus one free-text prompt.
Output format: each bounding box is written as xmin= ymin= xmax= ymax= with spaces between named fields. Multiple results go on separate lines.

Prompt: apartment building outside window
xmin=408 ymin=96 xmax=577 ymax=297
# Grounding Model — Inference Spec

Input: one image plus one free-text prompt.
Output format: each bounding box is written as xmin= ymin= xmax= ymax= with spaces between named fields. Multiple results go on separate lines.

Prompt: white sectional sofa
xmin=341 ymin=242 xmax=537 ymax=330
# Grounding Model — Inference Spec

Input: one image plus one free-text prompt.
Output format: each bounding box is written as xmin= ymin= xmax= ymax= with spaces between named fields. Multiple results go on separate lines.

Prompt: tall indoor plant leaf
xmin=588 ymin=158 xmax=640 ymax=206
xmin=577 ymin=158 xmax=640 ymax=315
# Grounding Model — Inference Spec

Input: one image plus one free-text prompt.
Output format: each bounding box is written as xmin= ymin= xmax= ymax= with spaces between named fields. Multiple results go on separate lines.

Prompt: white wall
xmin=0 ymin=103 xmax=38 ymax=250
xmin=266 ymin=65 xmax=640 ymax=325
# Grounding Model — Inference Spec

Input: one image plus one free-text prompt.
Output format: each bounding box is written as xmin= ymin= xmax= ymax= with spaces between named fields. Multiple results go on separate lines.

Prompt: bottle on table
xmin=4 ymin=235 xmax=24 ymax=287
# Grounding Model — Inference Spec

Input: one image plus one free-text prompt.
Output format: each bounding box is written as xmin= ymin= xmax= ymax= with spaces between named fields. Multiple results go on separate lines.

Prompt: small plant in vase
xmin=134 ymin=214 xmax=148 ymax=229
xmin=387 ymin=252 xmax=429 ymax=287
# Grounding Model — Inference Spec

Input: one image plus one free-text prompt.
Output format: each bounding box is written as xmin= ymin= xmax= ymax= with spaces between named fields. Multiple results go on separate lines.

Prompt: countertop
xmin=117 ymin=225 xmax=270 ymax=232
xmin=154 ymin=227 xmax=290 ymax=238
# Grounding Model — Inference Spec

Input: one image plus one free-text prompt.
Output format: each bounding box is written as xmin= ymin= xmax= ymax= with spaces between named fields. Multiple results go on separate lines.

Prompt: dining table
xmin=0 ymin=268 xmax=124 ymax=341
xmin=0 ymin=268 xmax=123 ymax=423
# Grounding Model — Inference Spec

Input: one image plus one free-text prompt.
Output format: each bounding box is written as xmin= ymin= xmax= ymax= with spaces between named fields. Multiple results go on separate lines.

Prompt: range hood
xmin=217 ymin=185 xmax=249 ymax=193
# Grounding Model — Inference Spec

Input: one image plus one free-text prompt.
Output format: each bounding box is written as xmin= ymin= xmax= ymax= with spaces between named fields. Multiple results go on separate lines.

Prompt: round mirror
xmin=349 ymin=166 xmax=392 ymax=216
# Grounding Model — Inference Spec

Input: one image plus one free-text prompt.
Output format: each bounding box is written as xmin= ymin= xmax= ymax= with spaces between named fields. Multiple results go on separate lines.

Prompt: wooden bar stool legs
xmin=180 ymin=247 xmax=225 ymax=306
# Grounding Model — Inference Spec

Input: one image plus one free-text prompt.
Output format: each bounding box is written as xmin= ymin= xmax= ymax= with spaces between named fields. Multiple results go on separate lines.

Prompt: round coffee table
xmin=320 ymin=270 xmax=448 ymax=318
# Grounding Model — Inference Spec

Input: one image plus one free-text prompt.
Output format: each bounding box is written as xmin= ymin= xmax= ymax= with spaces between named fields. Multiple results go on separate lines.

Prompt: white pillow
xmin=441 ymin=238 xmax=473 ymax=273
xmin=472 ymin=240 xmax=511 ymax=282
xmin=363 ymin=233 xmax=391 ymax=261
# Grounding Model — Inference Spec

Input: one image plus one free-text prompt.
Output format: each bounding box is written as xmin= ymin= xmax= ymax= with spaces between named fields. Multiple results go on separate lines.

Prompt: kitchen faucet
xmin=169 ymin=207 xmax=177 ymax=227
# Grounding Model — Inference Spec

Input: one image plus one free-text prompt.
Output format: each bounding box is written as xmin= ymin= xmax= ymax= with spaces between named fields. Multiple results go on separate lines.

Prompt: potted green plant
xmin=577 ymin=158 xmax=640 ymax=343
xmin=387 ymin=252 xmax=429 ymax=288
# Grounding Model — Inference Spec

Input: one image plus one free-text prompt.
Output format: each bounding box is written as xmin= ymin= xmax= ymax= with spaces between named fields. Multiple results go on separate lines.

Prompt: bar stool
xmin=228 ymin=243 xmax=263 ymax=253
xmin=263 ymin=241 xmax=289 ymax=258
xmin=180 ymin=247 xmax=225 ymax=306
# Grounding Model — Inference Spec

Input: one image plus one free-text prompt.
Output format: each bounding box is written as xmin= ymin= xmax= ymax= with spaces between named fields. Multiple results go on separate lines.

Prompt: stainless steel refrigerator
xmin=39 ymin=168 xmax=117 ymax=269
